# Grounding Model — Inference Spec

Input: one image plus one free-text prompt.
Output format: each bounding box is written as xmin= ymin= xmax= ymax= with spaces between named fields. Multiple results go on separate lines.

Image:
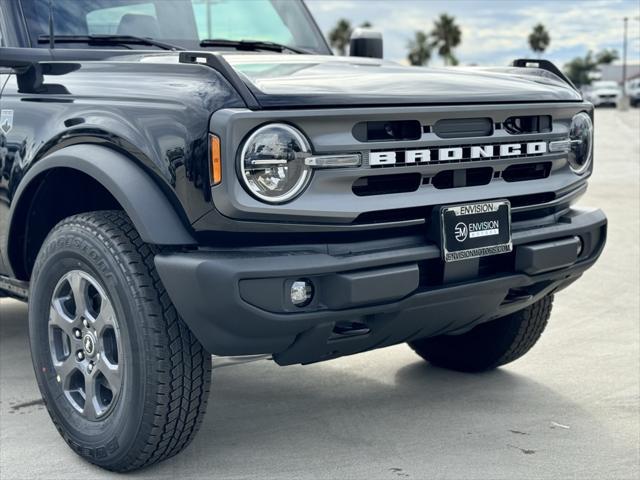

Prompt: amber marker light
xmin=210 ymin=134 xmax=222 ymax=185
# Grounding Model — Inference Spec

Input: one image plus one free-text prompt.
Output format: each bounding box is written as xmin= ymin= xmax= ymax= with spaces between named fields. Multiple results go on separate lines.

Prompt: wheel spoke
xmin=92 ymin=298 xmax=116 ymax=335
xmin=49 ymin=299 xmax=77 ymax=338
xmin=54 ymin=354 xmax=78 ymax=384
xmin=95 ymin=358 xmax=122 ymax=396
xmin=83 ymin=375 xmax=99 ymax=421
xmin=68 ymin=272 xmax=89 ymax=319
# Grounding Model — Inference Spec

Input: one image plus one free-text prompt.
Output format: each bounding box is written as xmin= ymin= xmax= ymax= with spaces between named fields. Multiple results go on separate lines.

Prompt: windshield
xmin=20 ymin=0 xmax=331 ymax=54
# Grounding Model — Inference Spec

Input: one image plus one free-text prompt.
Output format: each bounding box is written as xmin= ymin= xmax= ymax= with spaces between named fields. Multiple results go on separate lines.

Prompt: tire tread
xmin=33 ymin=211 xmax=211 ymax=472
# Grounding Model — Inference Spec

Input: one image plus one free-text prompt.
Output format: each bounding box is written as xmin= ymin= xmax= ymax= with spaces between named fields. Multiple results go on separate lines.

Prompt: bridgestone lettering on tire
xmin=29 ymin=211 xmax=211 ymax=472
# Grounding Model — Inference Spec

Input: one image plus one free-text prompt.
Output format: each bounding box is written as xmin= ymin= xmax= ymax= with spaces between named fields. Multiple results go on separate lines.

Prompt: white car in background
xmin=627 ymin=78 xmax=640 ymax=107
xmin=584 ymin=80 xmax=622 ymax=107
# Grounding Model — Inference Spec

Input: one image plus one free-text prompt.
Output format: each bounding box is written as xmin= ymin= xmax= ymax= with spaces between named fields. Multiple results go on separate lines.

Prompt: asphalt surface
xmin=1 ymin=108 xmax=639 ymax=480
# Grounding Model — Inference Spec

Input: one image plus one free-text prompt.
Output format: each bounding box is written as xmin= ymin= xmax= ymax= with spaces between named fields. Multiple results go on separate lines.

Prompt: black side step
xmin=0 ymin=276 xmax=29 ymax=300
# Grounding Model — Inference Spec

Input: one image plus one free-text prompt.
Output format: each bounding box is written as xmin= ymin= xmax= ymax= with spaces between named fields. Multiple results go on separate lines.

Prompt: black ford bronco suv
xmin=0 ymin=0 xmax=606 ymax=472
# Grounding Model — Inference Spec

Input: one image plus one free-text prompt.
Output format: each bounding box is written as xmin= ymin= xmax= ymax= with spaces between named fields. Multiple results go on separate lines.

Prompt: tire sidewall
xmin=29 ymin=221 xmax=147 ymax=465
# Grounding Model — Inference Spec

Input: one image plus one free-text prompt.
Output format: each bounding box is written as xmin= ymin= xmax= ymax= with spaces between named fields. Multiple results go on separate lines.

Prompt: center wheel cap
xmin=82 ymin=332 xmax=97 ymax=357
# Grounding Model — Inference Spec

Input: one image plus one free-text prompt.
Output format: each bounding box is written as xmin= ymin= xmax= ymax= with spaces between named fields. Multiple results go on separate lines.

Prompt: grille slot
xmin=353 ymin=120 xmax=422 ymax=142
xmin=354 ymin=206 xmax=432 ymax=224
xmin=431 ymin=167 xmax=493 ymax=189
xmin=353 ymin=173 xmax=422 ymax=196
xmin=509 ymin=192 xmax=555 ymax=207
xmin=433 ymin=117 xmax=493 ymax=139
xmin=504 ymin=115 xmax=552 ymax=134
xmin=503 ymin=162 xmax=552 ymax=182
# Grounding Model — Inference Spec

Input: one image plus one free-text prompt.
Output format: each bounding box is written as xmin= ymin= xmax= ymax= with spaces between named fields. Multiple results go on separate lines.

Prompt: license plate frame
xmin=440 ymin=200 xmax=512 ymax=262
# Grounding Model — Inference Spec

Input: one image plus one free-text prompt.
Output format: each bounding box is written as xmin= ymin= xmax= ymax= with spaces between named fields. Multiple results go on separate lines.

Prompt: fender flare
xmin=9 ymin=144 xmax=197 ymax=247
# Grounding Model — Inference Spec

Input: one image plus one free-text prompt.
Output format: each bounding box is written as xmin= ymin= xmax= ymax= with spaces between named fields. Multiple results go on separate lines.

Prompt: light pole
xmin=620 ymin=17 xmax=630 ymax=109
xmin=623 ymin=17 xmax=628 ymax=95
xmin=621 ymin=16 xmax=640 ymax=110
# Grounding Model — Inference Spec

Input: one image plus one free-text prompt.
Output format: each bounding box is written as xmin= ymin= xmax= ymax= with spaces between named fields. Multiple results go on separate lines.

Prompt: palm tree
xmin=564 ymin=51 xmax=598 ymax=87
xmin=528 ymin=24 xmax=550 ymax=57
xmin=564 ymin=49 xmax=622 ymax=87
xmin=407 ymin=31 xmax=432 ymax=66
xmin=431 ymin=14 xmax=461 ymax=66
xmin=596 ymin=49 xmax=619 ymax=65
xmin=328 ymin=19 xmax=352 ymax=56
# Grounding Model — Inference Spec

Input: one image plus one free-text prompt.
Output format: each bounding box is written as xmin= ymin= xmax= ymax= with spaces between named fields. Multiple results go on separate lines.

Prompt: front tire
xmin=29 ymin=211 xmax=211 ymax=472
xmin=408 ymin=295 xmax=553 ymax=372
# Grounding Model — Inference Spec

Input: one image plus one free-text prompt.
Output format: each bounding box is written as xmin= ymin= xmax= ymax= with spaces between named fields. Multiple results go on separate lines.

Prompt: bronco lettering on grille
xmin=369 ymin=141 xmax=547 ymax=167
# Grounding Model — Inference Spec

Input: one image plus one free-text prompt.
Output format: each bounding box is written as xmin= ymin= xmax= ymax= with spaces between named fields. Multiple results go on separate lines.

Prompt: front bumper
xmin=156 ymin=207 xmax=606 ymax=365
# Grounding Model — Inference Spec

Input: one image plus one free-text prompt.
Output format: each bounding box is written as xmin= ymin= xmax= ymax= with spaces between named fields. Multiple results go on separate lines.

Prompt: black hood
xmin=220 ymin=54 xmax=582 ymax=108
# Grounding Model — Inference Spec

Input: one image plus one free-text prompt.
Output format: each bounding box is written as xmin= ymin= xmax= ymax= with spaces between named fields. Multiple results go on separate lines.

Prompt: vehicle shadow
xmin=135 ymin=349 xmax=606 ymax=479
xmin=0 ymin=299 xmax=615 ymax=479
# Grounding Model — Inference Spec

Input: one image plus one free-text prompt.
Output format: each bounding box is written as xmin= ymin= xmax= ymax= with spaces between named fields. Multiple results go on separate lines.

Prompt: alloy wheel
xmin=48 ymin=270 xmax=123 ymax=420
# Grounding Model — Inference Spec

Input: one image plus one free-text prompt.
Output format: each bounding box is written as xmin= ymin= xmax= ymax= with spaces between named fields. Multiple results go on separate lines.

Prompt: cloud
xmin=308 ymin=0 xmax=360 ymax=13
xmin=306 ymin=0 xmax=640 ymax=66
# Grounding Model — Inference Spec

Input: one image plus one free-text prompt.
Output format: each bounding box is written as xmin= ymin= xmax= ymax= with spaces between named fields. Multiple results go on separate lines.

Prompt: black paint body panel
xmin=0 ymin=52 xmax=245 ymax=275
xmin=222 ymin=54 xmax=582 ymax=108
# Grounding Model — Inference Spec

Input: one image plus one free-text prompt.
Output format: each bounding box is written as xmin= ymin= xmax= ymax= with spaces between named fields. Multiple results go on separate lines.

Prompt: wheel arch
xmin=6 ymin=144 xmax=197 ymax=280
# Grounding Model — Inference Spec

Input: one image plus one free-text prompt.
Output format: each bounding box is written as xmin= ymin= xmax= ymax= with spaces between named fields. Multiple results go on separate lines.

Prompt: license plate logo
xmin=441 ymin=201 xmax=512 ymax=262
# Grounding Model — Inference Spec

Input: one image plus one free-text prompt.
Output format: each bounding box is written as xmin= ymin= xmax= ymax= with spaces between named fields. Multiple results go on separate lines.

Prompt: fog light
xmin=290 ymin=279 xmax=314 ymax=307
xmin=574 ymin=236 xmax=584 ymax=256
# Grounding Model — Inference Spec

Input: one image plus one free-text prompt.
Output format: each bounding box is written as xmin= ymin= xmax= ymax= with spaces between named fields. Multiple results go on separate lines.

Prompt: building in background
xmin=595 ymin=62 xmax=640 ymax=83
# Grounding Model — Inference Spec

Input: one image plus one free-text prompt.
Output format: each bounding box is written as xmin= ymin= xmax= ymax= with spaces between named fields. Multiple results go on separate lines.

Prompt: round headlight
xmin=239 ymin=124 xmax=312 ymax=203
xmin=568 ymin=112 xmax=593 ymax=174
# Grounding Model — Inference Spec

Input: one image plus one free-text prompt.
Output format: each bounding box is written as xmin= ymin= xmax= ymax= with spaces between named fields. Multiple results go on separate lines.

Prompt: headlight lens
xmin=239 ymin=124 xmax=312 ymax=203
xmin=568 ymin=112 xmax=593 ymax=174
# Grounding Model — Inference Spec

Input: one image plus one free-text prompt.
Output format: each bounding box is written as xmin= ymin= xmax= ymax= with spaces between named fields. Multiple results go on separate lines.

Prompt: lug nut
xmin=76 ymin=351 xmax=85 ymax=361
xmin=87 ymin=362 xmax=94 ymax=373
xmin=82 ymin=318 xmax=90 ymax=329
xmin=73 ymin=328 xmax=82 ymax=339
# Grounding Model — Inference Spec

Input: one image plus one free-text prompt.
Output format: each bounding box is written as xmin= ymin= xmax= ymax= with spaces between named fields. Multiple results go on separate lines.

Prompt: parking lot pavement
xmin=1 ymin=109 xmax=639 ymax=480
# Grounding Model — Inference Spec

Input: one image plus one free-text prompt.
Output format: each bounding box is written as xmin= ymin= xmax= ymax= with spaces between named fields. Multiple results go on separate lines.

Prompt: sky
xmin=306 ymin=0 xmax=640 ymax=68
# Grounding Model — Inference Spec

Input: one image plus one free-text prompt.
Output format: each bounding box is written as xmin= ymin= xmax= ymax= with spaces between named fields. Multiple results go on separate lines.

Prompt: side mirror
xmin=349 ymin=28 xmax=383 ymax=59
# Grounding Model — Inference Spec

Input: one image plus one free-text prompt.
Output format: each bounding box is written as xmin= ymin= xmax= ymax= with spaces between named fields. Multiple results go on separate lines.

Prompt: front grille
xmin=217 ymin=102 xmax=590 ymax=231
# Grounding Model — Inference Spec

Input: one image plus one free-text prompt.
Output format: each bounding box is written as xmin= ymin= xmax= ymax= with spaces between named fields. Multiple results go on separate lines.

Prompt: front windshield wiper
xmin=38 ymin=35 xmax=184 ymax=51
xmin=199 ymin=38 xmax=310 ymax=54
